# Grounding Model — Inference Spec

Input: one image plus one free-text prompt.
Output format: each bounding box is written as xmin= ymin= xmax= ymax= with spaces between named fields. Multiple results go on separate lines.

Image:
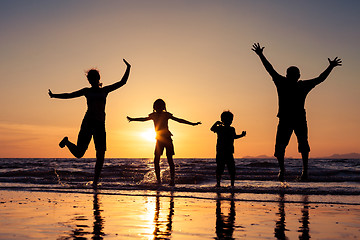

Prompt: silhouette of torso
xmin=213 ymin=125 xmax=236 ymax=154
xmin=149 ymin=112 xmax=173 ymax=140
xmin=274 ymin=76 xmax=318 ymax=118
xmin=84 ymin=87 xmax=108 ymax=122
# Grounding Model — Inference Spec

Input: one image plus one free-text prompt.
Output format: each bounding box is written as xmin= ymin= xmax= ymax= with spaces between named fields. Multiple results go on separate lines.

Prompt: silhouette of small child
xmin=127 ymin=99 xmax=201 ymax=186
xmin=211 ymin=111 xmax=246 ymax=187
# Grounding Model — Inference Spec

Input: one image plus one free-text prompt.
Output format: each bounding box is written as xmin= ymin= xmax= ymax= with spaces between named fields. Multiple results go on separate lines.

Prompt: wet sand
xmin=0 ymin=189 xmax=359 ymax=239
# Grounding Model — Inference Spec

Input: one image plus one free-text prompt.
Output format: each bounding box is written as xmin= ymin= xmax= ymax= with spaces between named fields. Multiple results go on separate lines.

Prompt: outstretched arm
xmin=103 ymin=59 xmax=131 ymax=93
xmin=48 ymin=88 xmax=86 ymax=99
xmin=127 ymin=116 xmax=150 ymax=122
xmin=171 ymin=116 xmax=201 ymax=126
xmin=235 ymin=131 xmax=246 ymax=139
xmin=251 ymin=43 xmax=280 ymax=78
xmin=308 ymin=57 xmax=342 ymax=85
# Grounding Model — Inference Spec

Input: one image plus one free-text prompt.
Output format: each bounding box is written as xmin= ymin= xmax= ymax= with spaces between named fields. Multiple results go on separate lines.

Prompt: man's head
xmin=286 ymin=66 xmax=300 ymax=82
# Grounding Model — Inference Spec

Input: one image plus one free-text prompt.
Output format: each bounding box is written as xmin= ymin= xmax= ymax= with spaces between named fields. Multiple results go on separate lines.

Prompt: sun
xmin=141 ymin=129 xmax=156 ymax=142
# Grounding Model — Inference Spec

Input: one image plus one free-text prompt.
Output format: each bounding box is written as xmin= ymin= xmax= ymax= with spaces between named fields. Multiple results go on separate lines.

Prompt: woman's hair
xmin=153 ymin=99 xmax=167 ymax=112
xmin=86 ymin=69 xmax=102 ymax=87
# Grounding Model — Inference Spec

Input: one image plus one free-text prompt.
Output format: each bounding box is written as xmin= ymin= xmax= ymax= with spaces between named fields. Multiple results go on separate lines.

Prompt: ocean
xmin=0 ymin=158 xmax=359 ymax=201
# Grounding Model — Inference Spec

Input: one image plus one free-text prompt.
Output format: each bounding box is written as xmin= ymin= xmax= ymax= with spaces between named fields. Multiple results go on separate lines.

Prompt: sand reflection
xmin=92 ymin=192 xmax=105 ymax=239
xmin=274 ymin=193 xmax=310 ymax=240
xmin=215 ymin=192 xmax=236 ymax=239
xmin=152 ymin=191 xmax=174 ymax=239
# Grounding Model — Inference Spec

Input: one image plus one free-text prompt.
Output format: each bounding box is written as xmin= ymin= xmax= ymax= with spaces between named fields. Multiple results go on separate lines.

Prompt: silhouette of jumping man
xmin=211 ymin=111 xmax=246 ymax=187
xmin=48 ymin=59 xmax=131 ymax=187
xmin=127 ymin=99 xmax=201 ymax=186
xmin=252 ymin=43 xmax=342 ymax=181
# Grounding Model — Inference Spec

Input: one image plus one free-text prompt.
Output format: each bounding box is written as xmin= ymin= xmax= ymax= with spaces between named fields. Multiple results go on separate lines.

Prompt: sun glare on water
xmin=141 ymin=129 xmax=156 ymax=142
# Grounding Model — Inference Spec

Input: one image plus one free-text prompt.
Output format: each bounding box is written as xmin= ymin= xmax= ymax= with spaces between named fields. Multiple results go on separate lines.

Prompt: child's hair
xmin=86 ymin=69 xmax=102 ymax=87
xmin=153 ymin=99 xmax=167 ymax=112
xmin=221 ymin=111 xmax=233 ymax=124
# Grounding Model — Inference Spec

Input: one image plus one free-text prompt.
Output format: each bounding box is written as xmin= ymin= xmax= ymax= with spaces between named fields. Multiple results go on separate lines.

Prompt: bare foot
xmin=278 ymin=170 xmax=285 ymax=182
xmin=59 ymin=137 xmax=68 ymax=148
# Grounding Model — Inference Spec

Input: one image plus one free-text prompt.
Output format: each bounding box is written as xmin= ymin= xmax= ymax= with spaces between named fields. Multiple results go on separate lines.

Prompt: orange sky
xmin=0 ymin=1 xmax=359 ymax=158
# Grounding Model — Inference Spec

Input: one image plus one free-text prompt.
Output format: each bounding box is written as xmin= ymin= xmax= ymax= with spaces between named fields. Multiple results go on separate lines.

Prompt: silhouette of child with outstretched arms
xmin=252 ymin=42 xmax=342 ymax=181
xmin=211 ymin=111 xmax=246 ymax=187
xmin=127 ymin=99 xmax=201 ymax=186
xmin=48 ymin=59 xmax=131 ymax=187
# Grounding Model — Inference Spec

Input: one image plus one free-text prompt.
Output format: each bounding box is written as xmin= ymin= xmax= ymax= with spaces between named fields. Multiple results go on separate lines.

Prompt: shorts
xmin=77 ymin=116 xmax=107 ymax=152
xmin=274 ymin=116 xmax=310 ymax=157
xmin=155 ymin=137 xmax=174 ymax=156
xmin=216 ymin=152 xmax=235 ymax=176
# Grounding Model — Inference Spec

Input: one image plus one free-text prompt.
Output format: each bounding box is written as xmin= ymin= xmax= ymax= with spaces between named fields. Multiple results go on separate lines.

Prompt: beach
xmin=1 ymin=189 xmax=359 ymax=239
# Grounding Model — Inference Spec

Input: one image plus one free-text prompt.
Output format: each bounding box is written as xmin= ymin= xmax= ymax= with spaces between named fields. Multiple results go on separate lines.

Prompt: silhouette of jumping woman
xmin=252 ymin=43 xmax=342 ymax=181
xmin=48 ymin=59 xmax=131 ymax=187
xmin=127 ymin=99 xmax=201 ymax=186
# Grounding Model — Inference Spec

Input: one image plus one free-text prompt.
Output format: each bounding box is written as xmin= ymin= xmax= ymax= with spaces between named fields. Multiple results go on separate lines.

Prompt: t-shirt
xmin=273 ymin=75 xmax=320 ymax=118
xmin=84 ymin=88 xmax=108 ymax=122
xmin=148 ymin=112 xmax=173 ymax=140
xmin=212 ymin=125 xmax=236 ymax=153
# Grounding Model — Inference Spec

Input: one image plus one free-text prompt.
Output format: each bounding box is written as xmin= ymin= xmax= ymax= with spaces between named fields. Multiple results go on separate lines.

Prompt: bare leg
xmin=93 ymin=150 xmax=105 ymax=187
xmin=276 ymin=154 xmax=285 ymax=182
xmin=154 ymin=154 xmax=161 ymax=184
xmin=300 ymin=152 xmax=309 ymax=181
xmin=60 ymin=132 xmax=89 ymax=159
xmin=167 ymin=155 xmax=175 ymax=186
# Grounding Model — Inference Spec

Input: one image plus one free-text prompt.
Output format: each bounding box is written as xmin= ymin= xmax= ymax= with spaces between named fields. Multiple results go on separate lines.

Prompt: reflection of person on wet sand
xmin=127 ymin=99 xmax=201 ymax=186
xmin=153 ymin=191 xmax=174 ymax=239
xmin=299 ymin=195 xmax=310 ymax=240
xmin=252 ymin=43 xmax=342 ymax=181
xmin=48 ymin=59 xmax=131 ymax=187
xmin=93 ymin=192 xmax=105 ymax=239
xmin=274 ymin=193 xmax=288 ymax=240
xmin=215 ymin=193 xmax=236 ymax=239
xmin=274 ymin=193 xmax=311 ymax=240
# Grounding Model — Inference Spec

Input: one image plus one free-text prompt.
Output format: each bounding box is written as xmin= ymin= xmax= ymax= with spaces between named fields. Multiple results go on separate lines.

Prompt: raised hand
xmin=48 ymin=89 xmax=53 ymax=98
xmin=126 ymin=116 xmax=133 ymax=122
xmin=252 ymin=43 xmax=264 ymax=55
xmin=123 ymin=59 xmax=131 ymax=68
xmin=328 ymin=57 xmax=342 ymax=67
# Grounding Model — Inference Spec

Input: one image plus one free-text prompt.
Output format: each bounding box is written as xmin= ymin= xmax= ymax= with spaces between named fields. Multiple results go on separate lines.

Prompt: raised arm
xmin=171 ymin=116 xmax=201 ymax=126
xmin=235 ymin=131 xmax=246 ymax=139
xmin=252 ymin=43 xmax=280 ymax=78
xmin=307 ymin=57 xmax=342 ymax=85
xmin=210 ymin=121 xmax=222 ymax=132
xmin=127 ymin=116 xmax=151 ymax=122
xmin=48 ymin=88 xmax=86 ymax=99
xmin=103 ymin=59 xmax=131 ymax=93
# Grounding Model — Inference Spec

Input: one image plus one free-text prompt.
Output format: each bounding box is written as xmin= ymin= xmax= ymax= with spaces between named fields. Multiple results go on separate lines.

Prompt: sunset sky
xmin=1 ymin=0 xmax=359 ymax=158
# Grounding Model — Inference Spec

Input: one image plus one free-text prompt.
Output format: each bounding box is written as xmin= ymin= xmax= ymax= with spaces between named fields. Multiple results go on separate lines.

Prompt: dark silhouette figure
xmin=48 ymin=59 xmax=131 ymax=187
xmin=215 ymin=193 xmax=236 ymax=240
xmin=153 ymin=191 xmax=174 ymax=239
xmin=274 ymin=193 xmax=288 ymax=240
xmin=127 ymin=99 xmax=201 ymax=186
xmin=211 ymin=111 xmax=246 ymax=187
xmin=252 ymin=43 xmax=342 ymax=181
